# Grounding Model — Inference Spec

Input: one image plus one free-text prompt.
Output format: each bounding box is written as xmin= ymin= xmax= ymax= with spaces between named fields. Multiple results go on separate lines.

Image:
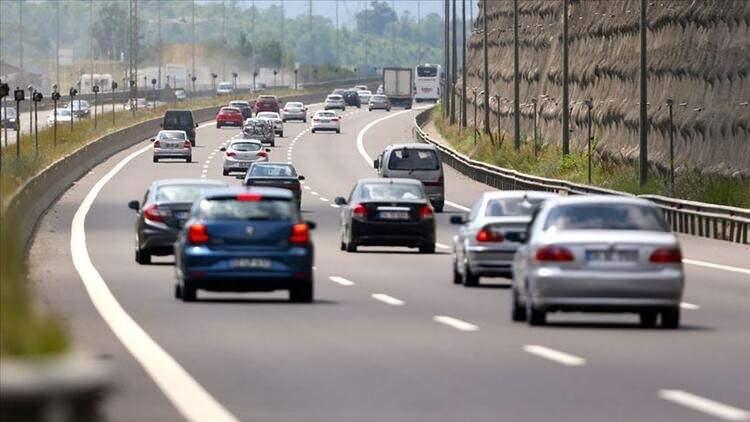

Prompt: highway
xmin=29 ymin=98 xmax=750 ymax=421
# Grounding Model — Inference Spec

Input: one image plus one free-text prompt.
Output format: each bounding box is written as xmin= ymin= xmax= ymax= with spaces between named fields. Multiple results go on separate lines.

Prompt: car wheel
xmin=303 ymin=119 xmax=307 ymax=123
xmin=289 ymin=279 xmax=314 ymax=303
xmin=186 ymin=155 xmax=192 ymax=163
xmin=340 ymin=241 xmax=346 ymax=251
xmin=661 ymin=307 xmax=680 ymax=329
xmin=135 ymin=247 xmax=151 ymax=265
xmin=311 ymin=129 xmax=316 ymax=133
xmin=639 ymin=311 xmax=658 ymax=328
xmin=463 ymin=263 xmax=479 ymax=287
xmin=216 ymin=123 xmax=221 ymax=128
xmin=181 ymin=280 xmax=197 ymax=302
xmin=346 ymin=240 xmax=357 ymax=253
xmin=174 ymin=283 xmax=182 ymax=299
xmin=222 ymin=169 xmax=229 ymax=176
xmin=433 ymin=201 xmax=444 ymax=213
xmin=452 ymin=261 xmax=462 ymax=284
xmin=511 ymin=288 xmax=527 ymax=322
xmin=280 ymin=131 xmax=284 ymax=137
xmin=336 ymin=129 xmax=341 ymax=134
xmin=419 ymin=243 xmax=436 ymax=254
xmin=526 ymin=300 xmax=546 ymax=326
xmin=152 ymin=157 xmax=158 ymax=163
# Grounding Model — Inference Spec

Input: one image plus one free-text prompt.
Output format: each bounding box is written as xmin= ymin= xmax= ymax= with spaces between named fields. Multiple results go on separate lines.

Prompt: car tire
xmin=280 ymin=131 xmax=284 ymax=137
xmin=346 ymin=240 xmax=357 ymax=253
xmin=303 ymin=119 xmax=307 ymax=123
xmin=186 ymin=155 xmax=192 ymax=163
xmin=135 ymin=248 xmax=151 ymax=265
xmin=527 ymin=301 xmax=546 ymax=326
xmin=433 ymin=201 xmax=444 ymax=213
xmin=419 ymin=243 xmax=436 ymax=254
xmin=661 ymin=307 xmax=680 ymax=329
xmin=152 ymin=157 xmax=158 ymax=163
xmin=639 ymin=311 xmax=658 ymax=328
xmin=340 ymin=241 xmax=346 ymax=251
xmin=174 ymin=283 xmax=182 ymax=299
xmin=222 ymin=169 xmax=229 ymax=176
xmin=181 ymin=280 xmax=197 ymax=302
xmin=216 ymin=123 xmax=221 ymax=128
xmin=463 ymin=264 xmax=479 ymax=287
xmin=289 ymin=279 xmax=314 ymax=303
xmin=311 ymin=129 xmax=316 ymax=133
xmin=336 ymin=129 xmax=341 ymax=134
xmin=452 ymin=261 xmax=462 ymax=284
xmin=511 ymin=288 xmax=527 ymax=322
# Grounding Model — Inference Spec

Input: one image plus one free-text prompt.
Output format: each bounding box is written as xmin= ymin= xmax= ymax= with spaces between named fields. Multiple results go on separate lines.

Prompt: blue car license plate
xmin=229 ymin=258 xmax=272 ymax=269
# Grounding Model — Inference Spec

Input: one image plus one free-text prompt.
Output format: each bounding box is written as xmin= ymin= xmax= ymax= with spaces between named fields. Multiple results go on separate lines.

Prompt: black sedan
xmin=242 ymin=162 xmax=305 ymax=208
xmin=128 ymin=178 xmax=227 ymax=264
xmin=335 ymin=178 xmax=435 ymax=253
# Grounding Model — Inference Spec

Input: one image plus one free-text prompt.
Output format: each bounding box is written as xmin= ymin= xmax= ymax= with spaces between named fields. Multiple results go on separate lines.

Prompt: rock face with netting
xmin=462 ymin=0 xmax=750 ymax=175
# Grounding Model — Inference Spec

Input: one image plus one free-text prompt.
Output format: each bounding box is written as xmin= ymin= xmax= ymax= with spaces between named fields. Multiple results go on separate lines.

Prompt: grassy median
xmin=0 ymin=88 xmax=306 ymax=357
xmin=430 ymin=107 xmax=750 ymax=208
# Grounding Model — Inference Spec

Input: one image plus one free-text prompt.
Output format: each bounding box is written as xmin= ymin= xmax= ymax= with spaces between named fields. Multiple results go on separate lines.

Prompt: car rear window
xmin=258 ymin=96 xmax=277 ymax=102
xmin=231 ymin=142 xmax=262 ymax=152
xmin=485 ymin=197 xmax=546 ymax=217
xmin=158 ymin=131 xmax=187 ymax=140
xmin=360 ymin=183 xmax=425 ymax=201
xmin=156 ymin=184 xmax=221 ymax=203
xmin=164 ymin=112 xmax=193 ymax=126
xmin=317 ymin=112 xmax=336 ymax=118
xmin=221 ymin=107 xmax=240 ymax=113
xmin=543 ymin=203 xmax=668 ymax=232
xmin=249 ymin=164 xmax=296 ymax=177
xmin=328 ymin=95 xmax=343 ymax=100
xmin=388 ymin=149 xmax=440 ymax=171
xmin=200 ymin=198 xmax=295 ymax=220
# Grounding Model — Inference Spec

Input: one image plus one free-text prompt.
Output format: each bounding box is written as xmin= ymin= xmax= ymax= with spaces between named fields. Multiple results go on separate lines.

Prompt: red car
xmin=254 ymin=95 xmax=280 ymax=114
xmin=216 ymin=107 xmax=243 ymax=128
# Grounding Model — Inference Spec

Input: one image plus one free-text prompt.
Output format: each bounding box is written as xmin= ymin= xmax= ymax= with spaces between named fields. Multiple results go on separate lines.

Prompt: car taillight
xmin=353 ymin=203 xmax=367 ymax=219
xmin=331 ymin=117 xmax=339 ymax=121
xmin=153 ymin=140 xmax=161 ymax=148
xmin=535 ymin=246 xmax=575 ymax=262
xmin=419 ymin=204 xmax=433 ymax=219
xmin=476 ymin=227 xmax=503 ymax=242
xmin=188 ymin=223 xmax=209 ymax=244
xmin=289 ymin=223 xmax=310 ymax=245
xmin=649 ymin=247 xmax=682 ymax=263
xmin=143 ymin=204 xmax=169 ymax=223
xmin=313 ymin=118 xmax=320 ymax=122
xmin=257 ymin=151 xmax=267 ymax=157
xmin=183 ymin=140 xmax=191 ymax=148
xmin=226 ymin=151 xmax=236 ymax=157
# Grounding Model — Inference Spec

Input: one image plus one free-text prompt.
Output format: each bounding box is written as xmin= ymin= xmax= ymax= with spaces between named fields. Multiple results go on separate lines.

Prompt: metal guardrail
xmin=414 ymin=108 xmax=750 ymax=244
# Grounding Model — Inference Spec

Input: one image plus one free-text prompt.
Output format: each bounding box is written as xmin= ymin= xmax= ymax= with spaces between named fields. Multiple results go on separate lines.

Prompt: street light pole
xmin=585 ymin=98 xmax=594 ymax=183
xmin=667 ymin=98 xmax=674 ymax=195
xmin=449 ymin=0 xmax=457 ymax=125
xmin=482 ymin=0 xmax=490 ymax=135
xmin=532 ymin=98 xmax=538 ymax=158
xmin=513 ymin=0 xmax=520 ymax=150
xmin=461 ymin=0 xmax=467 ymax=129
xmin=639 ymin=0 xmax=649 ymax=186
xmin=562 ymin=0 xmax=570 ymax=157
xmin=443 ymin=0 xmax=450 ymax=117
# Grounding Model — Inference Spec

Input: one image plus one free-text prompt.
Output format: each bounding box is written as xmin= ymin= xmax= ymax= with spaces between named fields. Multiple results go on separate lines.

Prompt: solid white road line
xmin=304 ymin=186 xmax=311 ymax=190
xmin=371 ymin=293 xmax=405 ymax=306
xmin=680 ymin=302 xmax=700 ymax=310
xmin=70 ymin=142 xmax=238 ymax=421
xmin=436 ymin=242 xmax=451 ymax=250
xmin=329 ymin=276 xmax=355 ymax=286
xmin=320 ymin=197 xmax=329 ymax=202
xmin=433 ymin=315 xmax=479 ymax=332
xmin=683 ymin=259 xmax=750 ymax=275
xmin=446 ymin=200 xmax=471 ymax=212
xmin=355 ymin=106 xmax=431 ymax=163
xmin=330 ymin=204 xmax=340 ymax=208
xmin=522 ymin=345 xmax=586 ymax=367
xmin=659 ymin=390 xmax=749 ymax=421
xmin=311 ymin=191 xmax=319 ymax=196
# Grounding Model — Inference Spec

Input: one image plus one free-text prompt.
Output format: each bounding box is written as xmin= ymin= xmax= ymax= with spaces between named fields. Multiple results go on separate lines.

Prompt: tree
xmin=91 ymin=2 xmax=129 ymax=60
xmin=237 ymin=32 xmax=254 ymax=61
xmin=258 ymin=40 xmax=282 ymax=68
xmin=356 ymin=1 xmax=397 ymax=36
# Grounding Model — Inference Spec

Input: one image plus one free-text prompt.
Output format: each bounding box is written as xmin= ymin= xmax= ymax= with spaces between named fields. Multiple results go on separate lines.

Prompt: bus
xmin=414 ymin=64 xmax=441 ymax=102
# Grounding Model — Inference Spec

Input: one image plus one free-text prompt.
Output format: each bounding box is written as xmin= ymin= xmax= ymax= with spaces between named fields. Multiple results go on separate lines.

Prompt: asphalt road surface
xmin=30 ymin=100 xmax=750 ymax=422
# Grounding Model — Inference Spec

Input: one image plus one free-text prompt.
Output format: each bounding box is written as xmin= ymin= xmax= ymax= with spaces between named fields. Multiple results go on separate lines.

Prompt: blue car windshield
xmin=200 ymin=198 xmax=295 ymax=220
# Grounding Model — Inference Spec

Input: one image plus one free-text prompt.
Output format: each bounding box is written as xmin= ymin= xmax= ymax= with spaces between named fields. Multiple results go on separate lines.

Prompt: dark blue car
xmin=174 ymin=187 xmax=315 ymax=303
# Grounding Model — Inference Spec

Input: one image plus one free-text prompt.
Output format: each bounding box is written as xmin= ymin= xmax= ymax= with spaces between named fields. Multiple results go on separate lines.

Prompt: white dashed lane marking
xmin=372 ymin=294 xmax=405 ymax=306
xmin=329 ymin=276 xmax=355 ymax=286
xmin=659 ymin=390 xmax=749 ymax=421
xmin=433 ymin=316 xmax=479 ymax=332
xmin=522 ymin=345 xmax=586 ymax=367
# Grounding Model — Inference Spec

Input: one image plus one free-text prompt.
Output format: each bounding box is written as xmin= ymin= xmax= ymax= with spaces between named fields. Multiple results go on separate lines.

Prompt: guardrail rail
xmin=414 ymin=108 xmax=749 ymax=244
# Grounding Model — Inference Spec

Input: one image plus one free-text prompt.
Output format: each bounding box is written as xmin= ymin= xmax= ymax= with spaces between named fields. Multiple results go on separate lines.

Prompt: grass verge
xmin=431 ymin=106 xmax=750 ymax=208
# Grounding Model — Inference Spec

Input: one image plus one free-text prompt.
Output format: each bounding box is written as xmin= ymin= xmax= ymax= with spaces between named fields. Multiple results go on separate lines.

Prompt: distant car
xmin=335 ymin=178 xmax=435 ymax=253
xmin=173 ymin=187 xmax=316 ymax=302
xmin=450 ymin=191 xmax=558 ymax=287
xmin=311 ymin=110 xmax=341 ymax=134
xmin=243 ymin=118 xmax=275 ymax=146
xmin=256 ymin=111 xmax=284 ymax=137
xmin=281 ymin=102 xmax=307 ymax=122
xmin=243 ymin=162 xmax=304 ymax=208
xmin=174 ymin=88 xmax=187 ymax=101
xmin=124 ymin=98 xmax=148 ymax=111
xmin=254 ymin=95 xmax=280 ymax=113
xmin=47 ymin=108 xmax=74 ymax=125
xmin=127 ymin=178 xmax=228 ymax=264
xmin=152 ymin=130 xmax=192 ymax=163
xmin=1 ymin=107 xmax=18 ymax=130
xmin=357 ymin=90 xmax=372 ymax=104
xmin=368 ymin=95 xmax=391 ymax=111
xmin=67 ymin=99 xmax=91 ymax=117
xmin=221 ymin=139 xmax=269 ymax=176
xmin=229 ymin=100 xmax=253 ymax=119
xmin=216 ymin=106 xmax=243 ymax=128
xmin=216 ymin=81 xmax=233 ymax=95
xmin=512 ymin=195 xmax=685 ymax=328
xmin=162 ymin=110 xmax=198 ymax=145
xmin=324 ymin=94 xmax=346 ymax=111
xmin=374 ymin=143 xmax=445 ymax=212
xmin=353 ymin=84 xmax=369 ymax=91
xmin=342 ymin=90 xmax=361 ymax=108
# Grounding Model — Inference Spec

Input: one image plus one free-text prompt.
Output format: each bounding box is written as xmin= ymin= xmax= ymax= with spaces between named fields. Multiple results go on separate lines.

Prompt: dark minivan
xmin=162 ymin=110 xmax=199 ymax=146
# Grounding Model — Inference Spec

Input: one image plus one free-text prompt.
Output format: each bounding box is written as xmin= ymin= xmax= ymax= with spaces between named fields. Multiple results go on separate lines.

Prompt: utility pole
xmin=19 ymin=1 xmax=23 ymax=79
xmin=482 ymin=0 xmax=490 ymax=135
xmin=90 ymin=0 xmax=94 ymax=98
xmin=364 ymin=0 xmax=368 ymax=73
xmin=450 ymin=0 xmax=457 ymax=125
xmin=513 ymin=0 xmax=520 ymax=150
xmin=309 ymin=0 xmax=313 ymax=80
xmin=56 ymin=1 xmax=60 ymax=87
xmin=392 ymin=0 xmax=396 ymax=63
xmin=561 ymin=0 xmax=570 ymax=156
xmin=461 ymin=0 xmax=467 ymax=128
xmin=639 ymin=0 xmax=649 ymax=186
xmin=443 ymin=0 xmax=450 ymax=117
xmin=192 ymin=0 xmax=196 ymax=91
xmin=336 ymin=0 xmax=340 ymax=65
xmin=222 ymin=0 xmax=226 ymax=81
xmin=417 ymin=0 xmax=422 ymax=61
xmin=158 ymin=0 xmax=162 ymax=89
xmin=281 ymin=0 xmax=285 ymax=87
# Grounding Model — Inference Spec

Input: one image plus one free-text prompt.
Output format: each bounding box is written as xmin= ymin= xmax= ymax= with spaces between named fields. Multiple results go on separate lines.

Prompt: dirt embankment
xmin=462 ymin=0 xmax=750 ymax=175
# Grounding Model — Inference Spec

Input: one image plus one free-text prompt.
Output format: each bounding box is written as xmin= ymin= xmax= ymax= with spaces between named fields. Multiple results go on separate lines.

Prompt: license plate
xmin=320 ymin=119 xmax=330 ymax=123
xmin=175 ymin=211 xmax=189 ymax=219
xmin=379 ymin=211 xmax=410 ymax=220
xmin=586 ymin=250 xmax=638 ymax=262
xmin=164 ymin=142 xmax=181 ymax=149
xmin=229 ymin=258 xmax=272 ymax=269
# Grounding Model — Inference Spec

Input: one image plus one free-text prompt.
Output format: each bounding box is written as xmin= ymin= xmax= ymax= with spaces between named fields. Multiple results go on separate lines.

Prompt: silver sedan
xmin=450 ymin=191 xmax=558 ymax=286
xmin=511 ymin=195 xmax=684 ymax=328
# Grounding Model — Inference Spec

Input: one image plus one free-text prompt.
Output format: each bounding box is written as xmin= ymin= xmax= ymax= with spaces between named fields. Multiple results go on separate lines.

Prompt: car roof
xmin=230 ymin=138 xmax=262 ymax=145
xmin=357 ymin=177 xmax=423 ymax=186
xmin=158 ymin=129 xmax=187 ymax=134
xmin=203 ymin=186 xmax=294 ymax=199
xmin=386 ymin=143 xmax=437 ymax=151
xmin=481 ymin=191 xmax=558 ymax=200
xmin=544 ymin=194 xmax=651 ymax=208
xmin=152 ymin=178 xmax=227 ymax=187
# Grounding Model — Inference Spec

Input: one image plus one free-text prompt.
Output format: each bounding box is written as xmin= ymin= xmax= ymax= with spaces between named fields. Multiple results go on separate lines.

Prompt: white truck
xmin=382 ymin=67 xmax=413 ymax=109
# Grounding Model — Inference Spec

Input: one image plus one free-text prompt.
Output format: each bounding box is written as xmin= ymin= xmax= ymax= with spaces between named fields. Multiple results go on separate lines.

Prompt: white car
xmin=256 ymin=111 xmax=284 ymax=137
xmin=221 ymin=139 xmax=270 ymax=176
xmin=311 ymin=110 xmax=341 ymax=134
xmin=152 ymin=130 xmax=192 ymax=163
xmin=47 ymin=108 xmax=74 ymax=125
xmin=324 ymin=94 xmax=346 ymax=111
xmin=282 ymin=102 xmax=307 ymax=122
xmin=216 ymin=82 xmax=233 ymax=95
xmin=357 ymin=90 xmax=372 ymax=104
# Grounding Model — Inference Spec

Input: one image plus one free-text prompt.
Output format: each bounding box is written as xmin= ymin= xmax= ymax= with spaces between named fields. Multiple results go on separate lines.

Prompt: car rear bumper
xmin=312 ymin=122 xmax=340 ymax=130
xmin=140 ymin=228 xmax=179 ymax=255
xmin=528 ymin=267 xmax=684 ymax=310
xmin=217 ymin=120 xmax=243 ymax=126
xmin=283 ymin=112 xmax=305 ymax=120
xmin=467 ymin=246 xmax=517 ymax=276
xmin=154 ymin=149 xmax=191 ymax=158
xmin=369 ymin=104 xmax=390 ymax=109
xmin=352 ymin=219 xmax=434 ymax=247
xmin=324 ymin=104 xmax=345 ymax=110
xmin=223 ymin=157 xmax=267 ymax=171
